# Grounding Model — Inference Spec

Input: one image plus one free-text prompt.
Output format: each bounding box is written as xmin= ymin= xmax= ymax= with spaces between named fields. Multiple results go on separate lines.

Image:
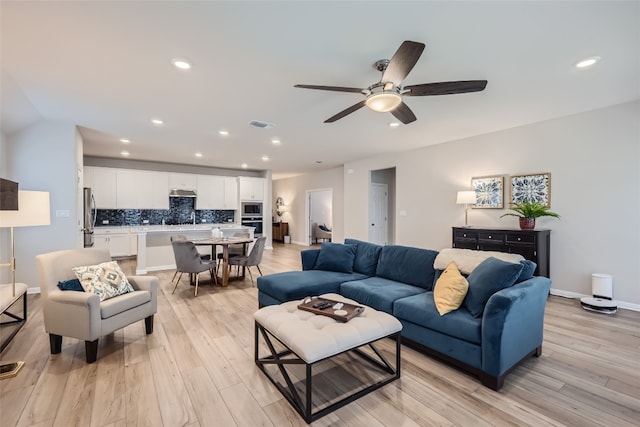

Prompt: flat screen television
xmin=0 ymin=178 xmax=18 ymax=210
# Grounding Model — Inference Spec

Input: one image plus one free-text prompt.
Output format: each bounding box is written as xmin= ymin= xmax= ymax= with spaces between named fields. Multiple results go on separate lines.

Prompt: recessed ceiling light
xmin=271 ymin=138 xmax=281 ymax=145
xmin=195 ymin=152 xmax=203 ymax=158
xmin=389 ymin=122 xmax=400 ymax=128
xmin=171 ymin=58 xmax=192 ymax=70
xmin=261 ymin=155 xmax=270 ymax=161
xmin=120 ymin=138 xmax=130 ymax=143
xmin=575 ymin=56 xmax=601 ymax=69
xmin=218 ymin=130 xmax=229 ymax=136
xmin=151 ymin=118 xmax=164 ymax=126
xmin=241 ymin=163 xmax=248 ymax=169
xmin=121 ymin=150 xmax=130 ymax=156
xmin=314 ymin=160 xmax=323 ymax=164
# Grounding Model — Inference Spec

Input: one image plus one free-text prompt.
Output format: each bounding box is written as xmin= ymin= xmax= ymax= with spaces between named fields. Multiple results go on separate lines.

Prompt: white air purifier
xmin=580 ymin=273 xmax=617 ymax=314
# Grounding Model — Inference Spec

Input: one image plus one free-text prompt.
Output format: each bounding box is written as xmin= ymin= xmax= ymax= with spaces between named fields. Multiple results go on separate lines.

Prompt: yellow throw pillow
xmin=434 ymin=262 xmax=469 ymax=316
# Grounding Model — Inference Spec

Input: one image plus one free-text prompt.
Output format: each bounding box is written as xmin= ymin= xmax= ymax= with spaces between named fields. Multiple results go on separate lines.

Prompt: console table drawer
xmin=478 ymin=232 xmax=505 ymax=243
xmin=505 ymin=233 xmax=535 ymax=244
xmin=454 ymin=230 xmax=478 ymax=240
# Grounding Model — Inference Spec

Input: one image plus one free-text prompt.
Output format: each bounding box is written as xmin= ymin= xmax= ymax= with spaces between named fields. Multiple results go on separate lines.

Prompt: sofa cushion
xmin=344 ymin=238 xmax=383 ymax=276
xmin=516 ymin=260 xmax=537 ymax=283
xmin=463 ymin=257 xmax=524 ymax=317
xmin=434 ymin=248 xmax=525 ymax=275
xmin=314 ymin=242 xmax=356 ymax=273
xmin=257 ymin=270 xmax=368 ymax=303
xmin=393 ymin=292 xmax=482 ymax=344
xmin=340 ymin=277 xmax=426 ymax=313
xmin=433 ymin=262 xmax=469 ymax=315
xmin=376 ymin=245 xmax=438 ymax=290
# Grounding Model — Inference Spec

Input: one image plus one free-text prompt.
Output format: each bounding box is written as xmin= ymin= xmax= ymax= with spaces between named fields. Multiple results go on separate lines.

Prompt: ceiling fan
xmin=295 ymin=40 xmax=487 ymax=124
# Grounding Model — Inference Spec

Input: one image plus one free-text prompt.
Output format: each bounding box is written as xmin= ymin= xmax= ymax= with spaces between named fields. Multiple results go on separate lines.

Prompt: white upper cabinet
xmin=88 ymin=167 xmax=117 ymax=209
xmin=224 ymin=177 xmax=238 ymax=209
xmin=239 ymin=177 xmax=264 ymax=201
xmin=168 ymin=173 xmax=197 ymax=190
xmin=196 ymin=175 xmax=225 ymax=210
xmin=150 ymin=172 xmax=169 ymax=209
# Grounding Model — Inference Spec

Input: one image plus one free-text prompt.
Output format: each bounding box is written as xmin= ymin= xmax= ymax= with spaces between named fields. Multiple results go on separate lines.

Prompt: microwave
xmin=241 ymin=202 xmax=262 ymax=216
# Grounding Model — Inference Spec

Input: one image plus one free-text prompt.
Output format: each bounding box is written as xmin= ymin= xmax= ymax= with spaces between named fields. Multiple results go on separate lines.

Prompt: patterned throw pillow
xmin=72 ymin=261 xmax=134 ymax=301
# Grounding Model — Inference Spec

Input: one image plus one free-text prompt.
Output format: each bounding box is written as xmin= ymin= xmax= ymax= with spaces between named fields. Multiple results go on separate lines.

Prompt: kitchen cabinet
xmin=239 ymin=177 xmax=264 ymax=201
xmin=169 ymin=173 xmax=197 ymax=190
xmin=452 ymin=227 xmax=551 ymax=277
xmin=94 ymin=228 xmax=132 ymax=257
xmin=196 ymin=175 xmax=225 ymax=209
xmin=87 ymin=167 xmax=117 ymax=209
xmin=117 ymin=170 xmax=169 ymax=209
xmin=224 ymin=177 xmax=238 ymax=209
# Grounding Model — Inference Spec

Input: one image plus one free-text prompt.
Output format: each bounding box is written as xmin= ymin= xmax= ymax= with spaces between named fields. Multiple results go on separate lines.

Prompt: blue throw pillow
xmin=57 ymin=278 xmax=85 ymax=292
xmin=463 ymin=257 xmax=524 ymax=317
xmin=314 ymin=242 xmax=356 ymax=273
xmin=515 ymin=260 xmax=537 ymax=283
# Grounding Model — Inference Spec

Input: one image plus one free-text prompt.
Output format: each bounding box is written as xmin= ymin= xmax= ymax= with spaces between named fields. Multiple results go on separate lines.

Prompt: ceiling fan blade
xmin=382 ymin=40 xmax=426 ymax=84
xmin=404 ymin=80 xmax=488 ymax=96
xmin=324 ymin=100 xmax=366 ymax=123
xmin=390 ymin=102 xmax=417 ymax=124
xmin=294 ymin=84 xmax=363 ymax=93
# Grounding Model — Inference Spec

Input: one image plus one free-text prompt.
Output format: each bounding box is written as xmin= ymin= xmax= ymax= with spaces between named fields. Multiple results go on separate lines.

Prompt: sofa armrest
xmin=301 ymin=249 xmax=320 ymax=271
xmin=481 ymin=276 xmax=551 ymax=377
xmin=128 ymin=275 xmax=158 ymax=294
xmin=45 ymin=289 xmax=102 ymax=340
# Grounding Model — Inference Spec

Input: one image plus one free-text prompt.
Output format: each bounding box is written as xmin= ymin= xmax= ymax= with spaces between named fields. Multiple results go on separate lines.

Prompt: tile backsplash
xmin=95 ymin=197 xmax=235 ymax=226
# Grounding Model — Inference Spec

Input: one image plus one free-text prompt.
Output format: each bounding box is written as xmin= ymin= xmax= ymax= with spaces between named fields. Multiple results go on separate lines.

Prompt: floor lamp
xmin=456 ymin=190 xmax=476 ymax=227
xmin=0 ymin=190 xmax=51 ymax=379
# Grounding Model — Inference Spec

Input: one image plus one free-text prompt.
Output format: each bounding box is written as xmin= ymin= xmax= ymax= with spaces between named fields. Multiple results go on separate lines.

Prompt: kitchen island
xmin=133 ymin=224 xmax=254 ymax=275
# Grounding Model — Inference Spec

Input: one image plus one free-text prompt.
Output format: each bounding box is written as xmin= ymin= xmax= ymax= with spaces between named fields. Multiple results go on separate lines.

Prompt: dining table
xmin=190 ymin=236 xmax=254 ymax=287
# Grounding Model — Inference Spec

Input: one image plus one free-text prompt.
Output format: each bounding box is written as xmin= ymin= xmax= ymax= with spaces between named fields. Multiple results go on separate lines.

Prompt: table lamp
xmin=0 ymin=190 xmax=50 ymax=379
xmin=456 ymin=190 xmax=476 ymax=227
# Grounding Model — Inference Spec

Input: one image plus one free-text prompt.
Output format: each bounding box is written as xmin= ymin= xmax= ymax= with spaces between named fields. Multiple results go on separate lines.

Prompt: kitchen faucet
xmin=191 ymin=211 xmax=196 ymax=225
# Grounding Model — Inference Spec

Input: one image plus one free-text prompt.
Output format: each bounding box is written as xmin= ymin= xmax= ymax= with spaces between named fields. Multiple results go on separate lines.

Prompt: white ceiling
xmin=2 ymin=1 xmax=639 ymax=179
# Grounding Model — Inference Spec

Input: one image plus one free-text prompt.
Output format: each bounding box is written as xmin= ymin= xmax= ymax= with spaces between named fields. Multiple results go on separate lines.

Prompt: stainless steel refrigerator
xmin=83 ymin=187 xmax=96 ymax=247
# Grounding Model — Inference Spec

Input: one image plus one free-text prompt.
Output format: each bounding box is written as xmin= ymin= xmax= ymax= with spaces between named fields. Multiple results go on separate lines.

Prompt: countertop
xmin=95 ymin=224 xmax=254 ymax=233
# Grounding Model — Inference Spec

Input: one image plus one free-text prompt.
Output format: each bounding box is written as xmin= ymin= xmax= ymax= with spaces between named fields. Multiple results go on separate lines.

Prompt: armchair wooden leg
xmin=256 ymin=265 xmax=263 ymax=276
xmin=49 ymin=334 xmax=62 ymax=354
xmin=85 ymin=339 xmax=99 ymax=363
xmin=194 ymin=274 xmax=199 ymax=297
xmin=145 ymin=315 xmax=154 ymax=334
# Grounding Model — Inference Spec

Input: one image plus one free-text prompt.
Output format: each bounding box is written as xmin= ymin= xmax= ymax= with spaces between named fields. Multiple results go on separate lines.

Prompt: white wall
xmin=273 ymin=167 xmax=343 ymax=245
xmin=344 ymin=101 xmax=640 ymax=308
xmin=6 ymin=121 xmax=81 ymax=288
xmin=0 ymin=130 xmax=8 ymax=283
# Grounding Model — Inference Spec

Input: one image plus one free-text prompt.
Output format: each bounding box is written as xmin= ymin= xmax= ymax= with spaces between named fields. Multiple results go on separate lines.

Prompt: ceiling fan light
xmin=366 ymin=92 xmax=402 ymax=112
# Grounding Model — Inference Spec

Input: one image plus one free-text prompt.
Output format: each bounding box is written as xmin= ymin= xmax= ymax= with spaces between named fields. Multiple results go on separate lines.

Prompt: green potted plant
xmin=500 ymin=201 xmax=560 ymax=230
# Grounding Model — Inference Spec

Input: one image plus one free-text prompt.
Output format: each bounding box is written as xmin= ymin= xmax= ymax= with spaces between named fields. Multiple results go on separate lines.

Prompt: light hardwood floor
xmin=1 ymin=243 xmax=639 ymax=426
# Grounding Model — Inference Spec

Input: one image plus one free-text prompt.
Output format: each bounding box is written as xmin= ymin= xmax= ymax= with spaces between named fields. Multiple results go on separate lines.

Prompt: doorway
xmin=305 ymin=188 xmax=333 ymax=246
xmin=369 ymin=168 xmax=395 ymax=245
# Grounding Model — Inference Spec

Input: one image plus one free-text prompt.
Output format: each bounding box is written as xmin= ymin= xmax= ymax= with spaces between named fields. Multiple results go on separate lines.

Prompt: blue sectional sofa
xmin=257 ymin=239 xmax=551 ymax=390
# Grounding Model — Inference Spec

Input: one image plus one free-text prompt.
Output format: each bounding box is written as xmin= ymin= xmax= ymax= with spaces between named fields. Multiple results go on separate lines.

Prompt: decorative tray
xmin=297 ymin=297 xmax=365 ymax=322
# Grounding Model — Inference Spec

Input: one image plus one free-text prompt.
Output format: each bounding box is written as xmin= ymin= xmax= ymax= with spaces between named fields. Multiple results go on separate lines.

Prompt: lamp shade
xmin=0 ymin=191 xmax=51 ymax=228
xmin=456 ymin=190 xmax=476 ymax=205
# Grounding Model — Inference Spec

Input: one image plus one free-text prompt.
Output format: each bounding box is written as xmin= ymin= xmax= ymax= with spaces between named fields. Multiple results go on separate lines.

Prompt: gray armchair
xmin=36 ymin=248 xmax=157 ymax=363
xmin=312 ymin=223 xmax=332 ymax=243
xmin=228 ymin=236 xmax=266 ymax=285
xmin=171 ymin=240 xmax=217 ymax=296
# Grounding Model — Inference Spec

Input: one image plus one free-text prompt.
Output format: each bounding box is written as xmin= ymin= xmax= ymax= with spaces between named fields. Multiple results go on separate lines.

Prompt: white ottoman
xmin=254 ymin=293 xmax=402 ymax=423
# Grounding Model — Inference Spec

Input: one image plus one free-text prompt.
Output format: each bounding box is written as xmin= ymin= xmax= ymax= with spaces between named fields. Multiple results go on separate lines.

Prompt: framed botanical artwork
xmin=471 ymin=175 xmax=504 ymax=208
xmin=510 ymin=173 xmax=551 ymax=207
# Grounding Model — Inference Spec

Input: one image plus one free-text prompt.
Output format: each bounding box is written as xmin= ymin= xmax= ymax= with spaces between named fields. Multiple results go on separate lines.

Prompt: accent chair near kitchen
xmin=36 ymin=248 xmax=158 ymax=363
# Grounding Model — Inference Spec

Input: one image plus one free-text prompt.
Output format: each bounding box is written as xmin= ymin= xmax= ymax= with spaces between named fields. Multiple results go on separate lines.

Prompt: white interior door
xmin=368 ymin=183 xmax=388 ymax=245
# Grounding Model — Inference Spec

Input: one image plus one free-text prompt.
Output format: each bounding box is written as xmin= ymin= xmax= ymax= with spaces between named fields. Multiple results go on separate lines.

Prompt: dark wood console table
xmin=272 ymin=222 xmax=289 ymax=242
xmin=452 ymin=227 xmax=550 ymax=278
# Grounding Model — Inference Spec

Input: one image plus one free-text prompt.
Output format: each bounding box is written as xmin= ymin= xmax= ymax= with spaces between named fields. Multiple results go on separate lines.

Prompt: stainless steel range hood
xmin=169 ymin=188 xmax=197 ymax=197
